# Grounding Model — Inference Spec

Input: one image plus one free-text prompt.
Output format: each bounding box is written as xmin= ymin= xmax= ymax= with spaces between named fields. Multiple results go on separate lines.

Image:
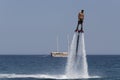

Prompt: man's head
xmin=81 ymin=10 xmax=84 ymax=13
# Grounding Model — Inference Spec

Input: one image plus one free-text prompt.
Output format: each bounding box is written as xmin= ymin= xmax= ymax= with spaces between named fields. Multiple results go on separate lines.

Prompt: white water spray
xmin=65 ymin=32 xmax=89 ymax=78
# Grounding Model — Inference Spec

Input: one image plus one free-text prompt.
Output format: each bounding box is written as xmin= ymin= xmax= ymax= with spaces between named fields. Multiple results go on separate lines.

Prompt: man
xmin=75 ymin=10 xmax=84 ymax=32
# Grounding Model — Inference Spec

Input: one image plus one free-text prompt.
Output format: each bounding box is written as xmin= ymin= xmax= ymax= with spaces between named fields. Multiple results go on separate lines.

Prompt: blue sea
xmin=0 ymin=55 xmax=119 ymax=80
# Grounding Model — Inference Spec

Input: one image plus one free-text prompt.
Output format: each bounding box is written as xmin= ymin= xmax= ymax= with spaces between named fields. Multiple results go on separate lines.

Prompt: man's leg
xmin=75 ymin=21 xmax=80 ymax=32
xmin=80 ymin=23 xmax=83 ymax=32
xmin=81 ymin=23 xmax=83 ymax=30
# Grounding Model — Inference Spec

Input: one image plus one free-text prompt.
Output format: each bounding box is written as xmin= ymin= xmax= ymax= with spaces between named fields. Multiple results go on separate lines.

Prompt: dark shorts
xmin=78 ymin=20 xmax=83 ymax=24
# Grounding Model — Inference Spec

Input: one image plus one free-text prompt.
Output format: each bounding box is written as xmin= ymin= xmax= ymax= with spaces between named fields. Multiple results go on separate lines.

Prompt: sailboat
xmin=51 ymin=36 xmax=69 ymax=57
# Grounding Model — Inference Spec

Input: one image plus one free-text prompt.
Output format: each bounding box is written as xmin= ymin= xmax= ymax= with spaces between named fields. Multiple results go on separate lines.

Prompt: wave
xmin=0 ymin=73 xmax=101 ymax=79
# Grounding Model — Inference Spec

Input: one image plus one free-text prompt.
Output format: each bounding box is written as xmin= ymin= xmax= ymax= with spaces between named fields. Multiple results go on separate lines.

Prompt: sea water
xmin=0 ymin=55 xmax=119 ymax=80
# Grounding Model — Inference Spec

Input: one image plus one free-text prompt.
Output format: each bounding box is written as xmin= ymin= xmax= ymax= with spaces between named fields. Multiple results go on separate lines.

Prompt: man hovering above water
xmin=75 ymin=10 xmax=84 ymax=33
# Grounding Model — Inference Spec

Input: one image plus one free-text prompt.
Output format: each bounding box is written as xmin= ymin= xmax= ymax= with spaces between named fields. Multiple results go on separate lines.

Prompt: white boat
xmin=51 ymin=36 xmax=69 ymax=57
xmin=51 ymin=52 xmax=68 ymax=57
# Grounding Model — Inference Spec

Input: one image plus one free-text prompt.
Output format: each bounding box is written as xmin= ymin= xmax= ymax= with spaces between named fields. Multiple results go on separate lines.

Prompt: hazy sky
xmin=0 ymin=0 xmax=120 ymax=55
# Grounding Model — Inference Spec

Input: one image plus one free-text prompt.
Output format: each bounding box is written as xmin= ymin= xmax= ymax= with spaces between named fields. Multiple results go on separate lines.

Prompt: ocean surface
xmin=0 ymin=55 xmax=119 ymax=80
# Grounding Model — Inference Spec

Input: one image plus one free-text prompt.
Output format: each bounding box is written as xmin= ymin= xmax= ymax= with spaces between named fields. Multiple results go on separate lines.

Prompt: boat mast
xmin=57 ymin=36 xmax=59 ymax=52
xmin=56 ymin=35 xmax=69 ymax=53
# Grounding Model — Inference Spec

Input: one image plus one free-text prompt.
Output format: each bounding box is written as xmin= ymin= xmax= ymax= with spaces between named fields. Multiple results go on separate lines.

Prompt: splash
xmin=65 ymin=32 xmax=89 ymax=78
xmin=0 ymin=74 xmax=100 ymax=79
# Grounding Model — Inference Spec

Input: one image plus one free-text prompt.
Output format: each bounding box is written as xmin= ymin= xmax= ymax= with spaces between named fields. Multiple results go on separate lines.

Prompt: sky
xmin=0 ymin=0 xmax=120 ymax=55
